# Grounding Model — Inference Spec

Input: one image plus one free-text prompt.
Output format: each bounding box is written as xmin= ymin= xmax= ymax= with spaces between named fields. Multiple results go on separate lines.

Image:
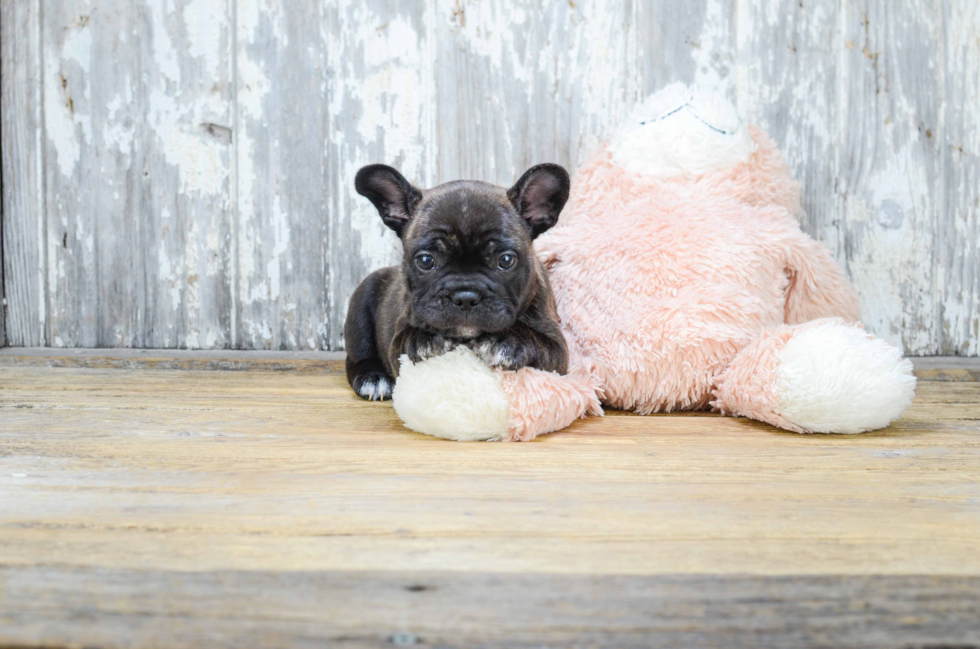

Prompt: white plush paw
xmin=392 ymin=347 xmax=510 ymax=441
xmin=775 ymin=322 xmax=916 ymax=434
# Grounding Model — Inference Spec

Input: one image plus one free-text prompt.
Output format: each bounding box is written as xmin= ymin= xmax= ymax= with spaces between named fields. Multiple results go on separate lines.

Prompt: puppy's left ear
xmin=508 ymin=163 xmax=570 ymax=238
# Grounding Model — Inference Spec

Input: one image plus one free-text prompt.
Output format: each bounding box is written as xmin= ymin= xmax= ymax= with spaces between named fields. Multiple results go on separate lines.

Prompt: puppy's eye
xmin=415 ymin=253 xmax=436 ymax=272
xmin=497 ymin=252 xmax=518 ymax=270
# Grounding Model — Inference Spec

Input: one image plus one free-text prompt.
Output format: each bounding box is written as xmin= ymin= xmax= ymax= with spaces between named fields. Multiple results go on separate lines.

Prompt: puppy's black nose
xmin=451 ymin=290 xmax=481 ymax=311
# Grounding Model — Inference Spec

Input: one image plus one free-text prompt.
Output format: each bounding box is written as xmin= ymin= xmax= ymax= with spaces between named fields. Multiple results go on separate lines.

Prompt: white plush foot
xmin=775 ymin=322 xmax=916 ymax=434
xmin=392 ymin=347 xmax=510 ymax=441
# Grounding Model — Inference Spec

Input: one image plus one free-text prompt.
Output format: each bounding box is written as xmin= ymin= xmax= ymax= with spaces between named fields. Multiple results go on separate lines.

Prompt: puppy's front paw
xmin=470 ymin=337 xmax=524 ymax=370
xmin=353 ymin=371 xmax=394 ymax=401
xmin=405 ymin=331 xmax=456 ymax=363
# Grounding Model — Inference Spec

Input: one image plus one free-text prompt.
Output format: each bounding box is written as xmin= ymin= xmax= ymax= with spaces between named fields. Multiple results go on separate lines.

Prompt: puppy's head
xmin=355 ymin=163 xmax=569 ymax=337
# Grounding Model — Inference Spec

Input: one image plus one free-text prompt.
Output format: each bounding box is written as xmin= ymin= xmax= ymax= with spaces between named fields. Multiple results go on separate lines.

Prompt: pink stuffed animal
xmin=392 ymin=85 xmax=916 ymax=441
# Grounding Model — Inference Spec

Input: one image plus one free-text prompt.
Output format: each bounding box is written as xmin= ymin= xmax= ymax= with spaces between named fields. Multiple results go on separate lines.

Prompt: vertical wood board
xmin=235 ymin=0 xmax=331 ymax=349
xmin=835 ymin=0 xmax=944 ymax=353
xmin=736 ymin=0 xmax=840 ymax=243
xmin=940 ymin=0 xmax=980 ymax=355
xmin=1 ymin=0 xmax=45 ymax=346
xmin=40 ymin=0 xmax=233 ymax=348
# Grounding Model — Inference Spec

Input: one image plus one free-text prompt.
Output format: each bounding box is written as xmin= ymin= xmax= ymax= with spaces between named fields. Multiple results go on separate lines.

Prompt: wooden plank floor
xmin=1 ymin=352 xmax=979 ymax=648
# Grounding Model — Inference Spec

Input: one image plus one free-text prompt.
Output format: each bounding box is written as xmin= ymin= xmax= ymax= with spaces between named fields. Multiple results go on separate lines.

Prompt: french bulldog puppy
xmin=344 ymin=164 xmax=570 ymax=401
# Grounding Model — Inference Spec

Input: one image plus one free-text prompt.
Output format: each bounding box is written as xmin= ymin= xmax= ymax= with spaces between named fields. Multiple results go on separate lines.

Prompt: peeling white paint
xmin=149 ymin=0 xmax=182 ymax=84
xmin=102 ymin=86 xmax=136 ymax=157
xmin=158 ymin=244 xmax=181 ymax=312
xmin=44 ymin=35 xmax=86 ymax=179
xmin=61 ymin=20 xmax=92 ymax=77
xmin=183 ymin=0 xmax=225 ymax=74
xmin=265 ymin=191 xmax=290 ymax=301
xmin=355 ymin=17 xmax=425 ymax=178
xmin=14 ymin=0 xmax=977 ymax=354
xmin=147 ymin=86 xmax=227 ymax=196
xmin=691 ymin=0 xmax=735 ymax=97
xmin=327 ymin=3 xmax=431 ymax=285
xmin=145 ymin=0 xmax=229 ymax=197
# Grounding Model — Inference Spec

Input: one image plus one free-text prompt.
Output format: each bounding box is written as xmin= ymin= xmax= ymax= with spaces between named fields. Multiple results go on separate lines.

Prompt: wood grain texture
xmin=3 ymin=569 xmax=979 ymax=648
xmin=639 ymin=0 xmax=736 ymax=99
xmin=41 ymin=0 xmax=234 ymax=348
xmin=322 ymin=0 xmax=436 ymax=350
xmin=1 ymin=161 xmax=3 ymax=346
xmin=138 ymin=0 xmax=235 ymax=350
xmin=941 ymin=0 xmax=980 ymax=355
xmin=42 ymin=0 xmax=134 ymax=348
xmin=2 ymin=0 xmax=978 ymax=354
xmin=736 ymin=0 xmax=839 ymax=240
xmin=2 ymin=346 xmax=977 ymax=378
xmin=1 ymin=0 xmax=45 ymax=346
xmin=836 ymin=0 xmax=944 ymax=354
xmin=434 ymin=0 xmax=639 ymax=187
xmin=0 ymin=360 xmax=979 ymax=646
xmin=235 ymin=0 xmax=329 ymax=350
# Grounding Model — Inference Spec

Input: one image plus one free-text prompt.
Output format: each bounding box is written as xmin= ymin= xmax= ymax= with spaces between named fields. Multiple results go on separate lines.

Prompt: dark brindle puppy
xmin=344 ymin=163 xmax=570 ymax=400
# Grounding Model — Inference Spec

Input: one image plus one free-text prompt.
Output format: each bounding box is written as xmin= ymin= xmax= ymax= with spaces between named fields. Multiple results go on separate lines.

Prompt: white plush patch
xmin=775 ymin=322 xmax=917 ymax=434
xmin=357 ymin=376 xmax=393 ymax=401
xmin=608 ymin=82 xmax=757 ymax=178
xmin=392 ymin=347 xmax=510 ymax=442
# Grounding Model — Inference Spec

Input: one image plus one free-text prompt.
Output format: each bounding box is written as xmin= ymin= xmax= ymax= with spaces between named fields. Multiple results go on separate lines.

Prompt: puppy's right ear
xmin=355 ymin=165 xmax=423 ymax=237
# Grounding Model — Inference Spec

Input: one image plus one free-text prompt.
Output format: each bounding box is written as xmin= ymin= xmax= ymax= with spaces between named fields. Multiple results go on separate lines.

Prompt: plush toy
xmin=392 ymin=84 xmax=916 ymax=441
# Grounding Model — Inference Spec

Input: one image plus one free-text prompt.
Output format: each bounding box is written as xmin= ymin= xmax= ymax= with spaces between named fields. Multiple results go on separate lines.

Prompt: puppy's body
xmin=345 ymin=169 xmax=570 ymax=401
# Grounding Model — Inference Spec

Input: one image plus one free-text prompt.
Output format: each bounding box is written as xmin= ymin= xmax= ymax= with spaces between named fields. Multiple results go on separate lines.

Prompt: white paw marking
xmin=475 ymin=340 xmax=494 ymax=358
xmin=474 ymin=341 xmax=515 ymax=369
xmin=417 ymin=337 xmax=455 ymax=360
xmin=492 ymin=348 xmax=515 ymax=368
xmin=358 ymin=377 xmax=392 ymax=401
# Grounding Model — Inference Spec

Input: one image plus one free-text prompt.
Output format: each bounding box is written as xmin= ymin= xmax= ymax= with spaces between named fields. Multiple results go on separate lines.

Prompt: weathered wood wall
xmin=2 ymin=0 xmax=978 ymax=354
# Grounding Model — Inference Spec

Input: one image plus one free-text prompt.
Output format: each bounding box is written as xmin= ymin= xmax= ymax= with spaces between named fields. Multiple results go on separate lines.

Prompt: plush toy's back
xmin=537 ymin=85 xmax=860 ymax=414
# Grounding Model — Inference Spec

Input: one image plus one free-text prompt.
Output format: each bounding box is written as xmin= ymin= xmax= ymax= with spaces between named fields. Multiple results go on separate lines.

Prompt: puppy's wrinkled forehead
xmin=404 ymin=181 xmax=528 ymax=247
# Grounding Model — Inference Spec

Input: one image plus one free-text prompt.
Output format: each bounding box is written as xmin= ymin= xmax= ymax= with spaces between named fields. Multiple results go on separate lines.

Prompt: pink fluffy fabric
xmin=502 ymin=129 xmax=861 ymax=436
xmin=498 ymin=363 xmax=603 ymax=442
xmin=710 ymin=319 xmax=836 ymax=433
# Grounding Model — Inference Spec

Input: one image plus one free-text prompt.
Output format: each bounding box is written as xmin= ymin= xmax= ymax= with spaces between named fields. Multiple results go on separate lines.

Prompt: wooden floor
xmin=1 ymin=350 xmax=979 ymax=648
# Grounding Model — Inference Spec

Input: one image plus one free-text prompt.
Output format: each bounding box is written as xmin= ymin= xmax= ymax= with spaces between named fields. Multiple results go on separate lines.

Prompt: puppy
xmin=344 ymin=164 xmax=571 ymax=401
